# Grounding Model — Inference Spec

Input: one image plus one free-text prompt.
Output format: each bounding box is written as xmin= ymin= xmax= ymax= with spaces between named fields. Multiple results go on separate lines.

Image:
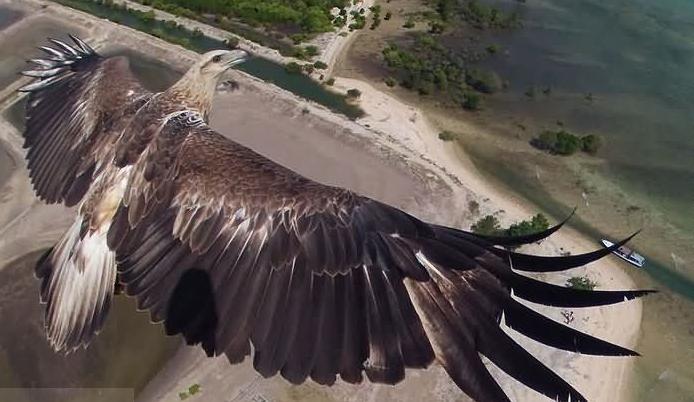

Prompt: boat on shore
xmin=601 ymin=239 xmax=646 ymax=268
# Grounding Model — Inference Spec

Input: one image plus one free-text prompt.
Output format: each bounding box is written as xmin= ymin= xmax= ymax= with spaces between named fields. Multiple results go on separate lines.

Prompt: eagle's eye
xmin=212 ymin=55 xmax=222 ymax=63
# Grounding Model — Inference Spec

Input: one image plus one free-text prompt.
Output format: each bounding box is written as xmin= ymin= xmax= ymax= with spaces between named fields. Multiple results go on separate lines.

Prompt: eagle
xmin=19 ymin=36 xmax=653 ymax=402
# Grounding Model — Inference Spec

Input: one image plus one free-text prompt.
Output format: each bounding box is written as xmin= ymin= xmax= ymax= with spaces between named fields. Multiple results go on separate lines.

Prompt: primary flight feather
xmin=19 ymin=36 xmax=654 ymax=402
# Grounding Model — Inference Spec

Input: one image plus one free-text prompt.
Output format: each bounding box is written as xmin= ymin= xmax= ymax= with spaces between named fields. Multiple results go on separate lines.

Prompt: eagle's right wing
xmin=108 ymin=113 xmax=654 ymax=402
xmin=20 ymin=36 xmax=152 ymax=206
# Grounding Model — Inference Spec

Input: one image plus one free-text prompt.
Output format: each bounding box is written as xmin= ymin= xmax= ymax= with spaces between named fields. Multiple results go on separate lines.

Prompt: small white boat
xmin=601 ymin=239 xmax=646 ymax=268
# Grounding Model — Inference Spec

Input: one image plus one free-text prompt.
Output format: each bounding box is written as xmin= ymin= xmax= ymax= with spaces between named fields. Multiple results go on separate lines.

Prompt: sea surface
xmin=478 ymin=0 xmax=694 ymax=284
xmin=467 ymin=1 xmax=694 ymax=400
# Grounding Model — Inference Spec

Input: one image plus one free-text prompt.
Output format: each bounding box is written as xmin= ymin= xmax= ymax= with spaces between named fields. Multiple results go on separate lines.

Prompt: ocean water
xmin=466 ymin=1 xmax=694 ymax=400
xmin=475 ymin=0 xmax=694 ymax=287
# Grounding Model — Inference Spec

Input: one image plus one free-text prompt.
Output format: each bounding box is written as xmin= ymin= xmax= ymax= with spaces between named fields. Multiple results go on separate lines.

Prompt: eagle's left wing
xmin=20 ymin=37 xmax=152 ymax=352
xmin=106 ymin=112 xmax=653 ymax=402
xmin=20 ymin=36 xmax=152 ymax=206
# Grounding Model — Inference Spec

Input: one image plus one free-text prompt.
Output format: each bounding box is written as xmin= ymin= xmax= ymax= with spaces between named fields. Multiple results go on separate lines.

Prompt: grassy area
xmin=382 ymin=34 xmax=499 ymax=108
xmin=379 ymin=0 xmax=519 ymax=111
xmin=51 ymin=0 xmax=365 ymax=119
xmin=133 ymin=0 xmax=368 ymax=57
xmin=54 ymin=0 xmax=226 ymax=52
xmin=139 ymin=0 xmax=347 ymax=34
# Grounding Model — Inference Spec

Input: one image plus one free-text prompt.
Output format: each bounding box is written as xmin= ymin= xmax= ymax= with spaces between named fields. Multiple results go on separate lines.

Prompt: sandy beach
xmin=0 ymin=1 xmax=645 ymax=401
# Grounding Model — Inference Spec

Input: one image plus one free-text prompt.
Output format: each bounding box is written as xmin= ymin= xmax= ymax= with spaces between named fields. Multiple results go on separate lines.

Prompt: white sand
xmin=0 ymin=1 xmax=643 ymax=401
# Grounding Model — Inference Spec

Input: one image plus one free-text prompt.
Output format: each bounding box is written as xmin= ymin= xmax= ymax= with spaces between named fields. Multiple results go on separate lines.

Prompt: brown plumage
xmin=19 ymin=36 xmax=654 ymax=402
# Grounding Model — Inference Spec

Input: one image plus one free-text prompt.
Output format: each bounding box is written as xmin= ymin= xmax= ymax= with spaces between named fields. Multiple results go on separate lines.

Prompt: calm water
xmin=478 ymin=0 xmax=694 ymax=285
xmin=467 ymin=1 xmax=694 ymax=400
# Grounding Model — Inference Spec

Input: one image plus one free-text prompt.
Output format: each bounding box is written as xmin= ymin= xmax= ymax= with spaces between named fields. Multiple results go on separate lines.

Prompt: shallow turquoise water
xmin=477 ymin=0 xmax=694 ymax=291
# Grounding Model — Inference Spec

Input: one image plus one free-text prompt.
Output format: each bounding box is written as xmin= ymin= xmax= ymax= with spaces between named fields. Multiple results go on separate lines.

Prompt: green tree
xmin=566 ymin=276 xmax=598 ymax=290
xmin=471 ymin=215 xmax=503 ymax=236
xmin=506 ymin=214 xmax=549 ymax=237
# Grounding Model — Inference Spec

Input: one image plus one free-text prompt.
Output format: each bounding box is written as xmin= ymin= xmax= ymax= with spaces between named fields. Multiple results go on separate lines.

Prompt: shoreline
xmin=0 ymin=1 xmax=646 ymax=401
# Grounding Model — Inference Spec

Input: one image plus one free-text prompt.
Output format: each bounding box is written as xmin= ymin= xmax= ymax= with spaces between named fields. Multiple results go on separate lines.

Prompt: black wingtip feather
xmin=503 ymin=298 xmax=640 ymax=356
xmin=509 ymin=272 xmax=656 ymax=307
xmin=499 ymin=231 xmax=641 ymax=272
xmin=477 ymin=322 xmax=588 ymax=402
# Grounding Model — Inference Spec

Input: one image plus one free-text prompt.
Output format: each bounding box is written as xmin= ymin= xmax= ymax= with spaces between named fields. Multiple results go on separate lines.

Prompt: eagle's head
xmin=195 ymin=49 xmax=249 ymax=78
xmin=168 ymin=48 xmax=249 ymax=118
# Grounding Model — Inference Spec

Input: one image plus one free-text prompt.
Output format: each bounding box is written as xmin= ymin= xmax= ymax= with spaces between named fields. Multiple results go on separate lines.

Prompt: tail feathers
xmin=36 ymin=218 xmax=116 ymax=352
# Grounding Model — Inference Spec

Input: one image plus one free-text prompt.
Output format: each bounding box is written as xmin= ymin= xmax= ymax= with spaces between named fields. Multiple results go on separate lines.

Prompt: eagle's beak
xmin=224 ymin=49 xmax=249 ymax=68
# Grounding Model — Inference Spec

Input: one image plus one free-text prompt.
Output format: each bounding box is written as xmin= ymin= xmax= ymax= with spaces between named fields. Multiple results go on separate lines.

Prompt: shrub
xmin=290 ymin=33 xmax=309 ymax=44
xmin=465 ymin=69 xmax=502 ymax=94
xmin=313 ymin=60 xmax=328 ymax=69
xmin=581 ymin=134 xmax=603 ymax=154
xmin=384 ymin=11 xmax=392 ymax=20
xmin=506 ymin=213 xmax=549 ymax=237
xmin=471 ymin=215 xmax=503 ymax=236
xmin=188 ymin=384 xmax=201 ymax=395
xmin=472 ymin=213 xmax=551 ymax=238
xmin=325 ymin=77 xmax=335 ymax=85
xmin=284 ymin=62 xmax=303 ymax=74
xmin=438 ymin=131 xmax=457 ymax=141
xmin=305 ymin=45 xmax=320 ymax=57
xmin=566 ymin=276 xmax=598 ymax=291
xmin=461 ymin=91 xmax=481 ymax=110
xmin=225 ymin=36 xmax=239 ymax=49
xmin=346 ymin=88 xmax=362 ymax=98
xmin=533 ymin=130 xmax=582 ymax=155
xmin=403 ymin=16 xmax=415 ymax=28
xmin=384 ymin=77 xmax=397 ymax=87
xmin=293 ymin=47 xmax=307 ymax=59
